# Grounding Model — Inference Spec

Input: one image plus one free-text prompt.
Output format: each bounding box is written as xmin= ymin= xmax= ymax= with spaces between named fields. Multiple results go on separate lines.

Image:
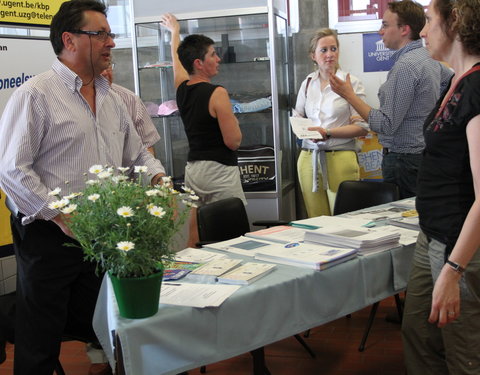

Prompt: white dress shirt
xmin=0 ymin=59 xmax=165 ymax=224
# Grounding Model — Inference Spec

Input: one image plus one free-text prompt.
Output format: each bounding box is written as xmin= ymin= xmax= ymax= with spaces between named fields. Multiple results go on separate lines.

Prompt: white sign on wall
xmin=0 ymin=37 xmax=56 ymax=117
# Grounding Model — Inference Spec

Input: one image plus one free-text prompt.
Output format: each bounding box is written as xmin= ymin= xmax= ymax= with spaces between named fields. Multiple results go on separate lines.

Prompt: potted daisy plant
xmin=48 ymin=165 xmax=198 ymax=318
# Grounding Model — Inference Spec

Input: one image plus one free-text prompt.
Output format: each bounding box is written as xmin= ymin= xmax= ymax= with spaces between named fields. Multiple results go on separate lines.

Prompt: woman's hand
xmin=428 ymin=265 xmax=462 ymax=327
xmin=160 ymin=13 xmax=180 ymax=34
xmin=307 ymin=126 xmax=326 ymax=142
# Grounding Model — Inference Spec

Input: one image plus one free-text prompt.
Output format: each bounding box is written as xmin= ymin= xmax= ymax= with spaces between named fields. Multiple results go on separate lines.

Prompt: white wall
xmin=338 ymin=33 xmax=388 ymax=108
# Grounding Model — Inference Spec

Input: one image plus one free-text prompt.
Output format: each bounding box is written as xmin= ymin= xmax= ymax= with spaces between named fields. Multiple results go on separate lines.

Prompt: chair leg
xmin=54 ymin=358 xmax=66 ymax=375
xmin=293 ymin=334 xmax=316 ymax=358
xmin=250 ymin=347 xmax=271 ymax=375
xmin=200 ymin=365 xmax=206 ymax=373
xmin=358 ymin=302 xmax=380 ymax=352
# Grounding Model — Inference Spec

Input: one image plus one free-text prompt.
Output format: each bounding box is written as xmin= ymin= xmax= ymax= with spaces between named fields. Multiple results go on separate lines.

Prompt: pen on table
xmin=289 ymin=223 xmax=320 ymax=230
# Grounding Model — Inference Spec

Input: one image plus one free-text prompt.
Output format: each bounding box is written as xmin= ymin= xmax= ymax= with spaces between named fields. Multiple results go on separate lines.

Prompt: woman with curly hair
xmin=401 ymin=0 xmax=480 ymax=373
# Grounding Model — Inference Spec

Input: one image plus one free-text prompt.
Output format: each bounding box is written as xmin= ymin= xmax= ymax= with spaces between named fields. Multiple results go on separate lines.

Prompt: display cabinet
xmin=132 ymin=0 xmax=295 ymax=223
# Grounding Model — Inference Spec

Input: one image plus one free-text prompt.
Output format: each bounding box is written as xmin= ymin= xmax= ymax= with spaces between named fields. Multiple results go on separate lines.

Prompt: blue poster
xmin=363 ymin=33 xmax=395 ymax=72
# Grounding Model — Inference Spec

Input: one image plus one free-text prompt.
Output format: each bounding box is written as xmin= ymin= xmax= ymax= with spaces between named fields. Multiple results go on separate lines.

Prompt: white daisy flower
xmin=182 ymin=199 xmax=198 ymax=208
xmin=117 ymin=167 xmax=129 ymax=173
xmin=189 ymin=194 xmax=199 ymax=201
xmin=145 ymin=189 xmax=159 ymax=197
xmin=89 ymin=165 xmax=104 ymax=174
xmin=134 ymin=165 xmax=148 ymax=173
xmin=112 ymin=175 xmax=129 ymax=183
xmin=162 ymin=176 xmax=172 ymax=183
xmin=88 ymin=194 xmax=100 ymax=202
xmin=60 ymin=204 xmax=77 ymax=214
xmin=97 ymin=170 xmax=112 ymax=179
xmin=117 ymin=206 xmax=134 ymax=217
xmin=148 ymin=206 xmax=165 ymax=218
xmin=116 ymin=241 xmax=135 ymax=252
xmin=157 ymin=190 xmax=168 ymax=198
xmin=48 ymin=187 xmax=61 ymax=196
xmin=85 ymin=179 xmax=100 ymax=185
xmin=64 ymin=192 xmax=81 ymax=200
xmin=48 ymin=198 xmax=70 ymax=210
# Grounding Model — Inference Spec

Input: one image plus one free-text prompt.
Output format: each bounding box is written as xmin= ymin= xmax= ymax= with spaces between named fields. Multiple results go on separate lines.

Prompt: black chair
xmin=196 ymin=197 xmax=315 ymax=375
xmin=334 ymin=180 xmax=403 ymax=352
xmin=333 ymin=180 xmax=401 ymax=216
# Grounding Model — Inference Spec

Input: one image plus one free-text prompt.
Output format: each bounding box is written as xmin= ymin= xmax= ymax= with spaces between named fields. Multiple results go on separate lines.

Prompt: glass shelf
xmin=133 ymin=3 xmax=295 ymax=222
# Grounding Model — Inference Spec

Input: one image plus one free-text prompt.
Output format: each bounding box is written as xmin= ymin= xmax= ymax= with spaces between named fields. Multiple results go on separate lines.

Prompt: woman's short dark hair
xmin=50 ymin=0 xmax=107 ymax=55
xmin=434 ymin=0 xmax=480 ymax=55
xmin=177 ymin=34 xmax=215 ymax=75
xmin=388 ymin=0 xmax=426 ymax=40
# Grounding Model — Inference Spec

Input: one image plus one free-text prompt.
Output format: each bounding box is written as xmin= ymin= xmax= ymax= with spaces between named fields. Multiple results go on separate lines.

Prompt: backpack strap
xmin=305 ymin=76 xmax=312 ymax=99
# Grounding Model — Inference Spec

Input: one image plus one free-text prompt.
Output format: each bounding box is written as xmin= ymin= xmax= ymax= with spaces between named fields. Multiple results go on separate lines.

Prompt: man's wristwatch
xmin=446 ymin=259 xmax=465 ymax=274
xmin=325 ymin=129 xmax=332 ymax=139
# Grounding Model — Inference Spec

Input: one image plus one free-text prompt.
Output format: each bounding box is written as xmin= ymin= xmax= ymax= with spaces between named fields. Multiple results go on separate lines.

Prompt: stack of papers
xmin=254 ymin=242 xmax=357 ymax=270
xmin=160 ymin=283 xmax=241 ymax=308
xmin=245 ymin=225 xmax=306 ymax=244
xmin=388 ymin=216 xmax=420 ymax=231
xmin=188 ymin=258 xmax=242 ymax=281
xmin=390 ymin=198 xmax=416 ymax=210
xmin=217 ymin=262 xmax=276 ymax=285
xmin=163 ymin=261 xmax=204 ymax=281
xmin=204 ymin=236 xmax=273 ymax=257
xmin=304 ymin=226 xmax=401 ymax=255
xmin=174 ymin=247 xmax=226 ymax=263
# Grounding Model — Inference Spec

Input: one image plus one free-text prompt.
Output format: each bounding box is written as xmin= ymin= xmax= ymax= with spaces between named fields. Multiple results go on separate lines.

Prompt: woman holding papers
xmin=294 ymin=28 xmax=369 ymax=217
xmin=401 ymin=0 xmax=480 ymax=373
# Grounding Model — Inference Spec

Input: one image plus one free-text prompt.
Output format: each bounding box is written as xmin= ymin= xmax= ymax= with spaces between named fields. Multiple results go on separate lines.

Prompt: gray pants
xmin=402 ymin=231 xmax=480 ymax=375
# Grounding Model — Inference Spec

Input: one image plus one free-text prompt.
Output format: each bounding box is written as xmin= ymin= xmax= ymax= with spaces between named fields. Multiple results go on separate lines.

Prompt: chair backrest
xmin=333 ymin=180 xmax=400 ymax=216
xmin=197 ymin=197 xmax=250 ymax=243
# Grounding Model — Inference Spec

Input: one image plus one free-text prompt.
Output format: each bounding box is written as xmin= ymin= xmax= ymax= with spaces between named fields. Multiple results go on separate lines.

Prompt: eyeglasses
xmin=69 ymin=30 xmax=116 ymax=41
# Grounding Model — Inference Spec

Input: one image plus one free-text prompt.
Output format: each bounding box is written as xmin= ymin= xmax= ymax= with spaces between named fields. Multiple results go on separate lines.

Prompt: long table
xmin=93 ymin=239 xmax=415 ymax=375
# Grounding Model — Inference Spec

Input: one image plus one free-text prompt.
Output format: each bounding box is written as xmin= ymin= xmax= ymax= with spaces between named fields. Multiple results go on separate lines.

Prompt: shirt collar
xmin=52 ymin=58 xmax=110 ymax=94
xmin=391 ymin=39 xmax=423 ymax=63
xmin=309 ymin=68 xmax=344 ymax=82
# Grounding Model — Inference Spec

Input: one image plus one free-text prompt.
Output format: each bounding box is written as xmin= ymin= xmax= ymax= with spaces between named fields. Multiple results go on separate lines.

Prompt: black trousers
xmin=11 ymin=215 xmax=103 ymax=375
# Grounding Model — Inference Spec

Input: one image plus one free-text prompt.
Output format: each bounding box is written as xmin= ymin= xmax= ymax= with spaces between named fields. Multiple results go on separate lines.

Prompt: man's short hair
xmin=388 ymin=0 xmax=426 ymax=41
xmin=177 ymin=34 xmax=215 ymax=75
xmin=50 ymin=0 xmax=107 ymax=55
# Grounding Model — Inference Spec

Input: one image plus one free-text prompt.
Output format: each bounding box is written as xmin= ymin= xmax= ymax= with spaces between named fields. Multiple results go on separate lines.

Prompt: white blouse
xmin=294 ymin=69 xmax=369 ymax=150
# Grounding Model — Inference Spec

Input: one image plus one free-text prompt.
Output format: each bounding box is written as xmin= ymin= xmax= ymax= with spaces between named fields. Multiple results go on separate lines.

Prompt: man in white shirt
xmin=0 ymin=1 xmax=165 ymax=374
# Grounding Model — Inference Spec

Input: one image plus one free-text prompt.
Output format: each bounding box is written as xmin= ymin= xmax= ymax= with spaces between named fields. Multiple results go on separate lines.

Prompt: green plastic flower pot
xmin=109 ymin=271 xmax=163 ymax=319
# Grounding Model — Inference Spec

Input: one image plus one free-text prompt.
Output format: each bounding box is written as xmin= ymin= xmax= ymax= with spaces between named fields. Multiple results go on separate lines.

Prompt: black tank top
xmin=176 ymin=81 xmax=237 ymax=166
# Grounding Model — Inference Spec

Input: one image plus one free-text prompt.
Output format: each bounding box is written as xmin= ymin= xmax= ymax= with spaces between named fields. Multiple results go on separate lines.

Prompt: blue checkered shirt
xmin=368 ymin=39 xmax=453 ymax=153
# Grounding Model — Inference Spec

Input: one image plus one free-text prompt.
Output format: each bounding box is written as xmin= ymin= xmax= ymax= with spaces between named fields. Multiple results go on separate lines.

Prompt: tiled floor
xmin=0 ymin=296 xmax=405 ymax=375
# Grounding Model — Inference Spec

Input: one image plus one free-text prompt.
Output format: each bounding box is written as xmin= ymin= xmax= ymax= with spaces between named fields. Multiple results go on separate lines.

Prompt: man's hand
xmin=151 ymin=173 xmax=166 ymax=186
xmin=329 ymin=73 xmax=355 ymax=100
xmin=51 ymin=214 xmax=74 ymax=238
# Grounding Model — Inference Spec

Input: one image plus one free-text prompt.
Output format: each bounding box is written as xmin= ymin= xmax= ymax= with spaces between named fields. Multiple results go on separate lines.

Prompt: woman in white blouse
xmin=295 ymin=28 xmax=369 ymax=217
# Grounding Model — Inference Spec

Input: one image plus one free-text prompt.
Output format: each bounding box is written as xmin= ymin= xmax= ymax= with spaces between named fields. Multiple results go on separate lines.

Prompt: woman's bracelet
xmin=446 ymin=259 xmax=465 ymax=274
